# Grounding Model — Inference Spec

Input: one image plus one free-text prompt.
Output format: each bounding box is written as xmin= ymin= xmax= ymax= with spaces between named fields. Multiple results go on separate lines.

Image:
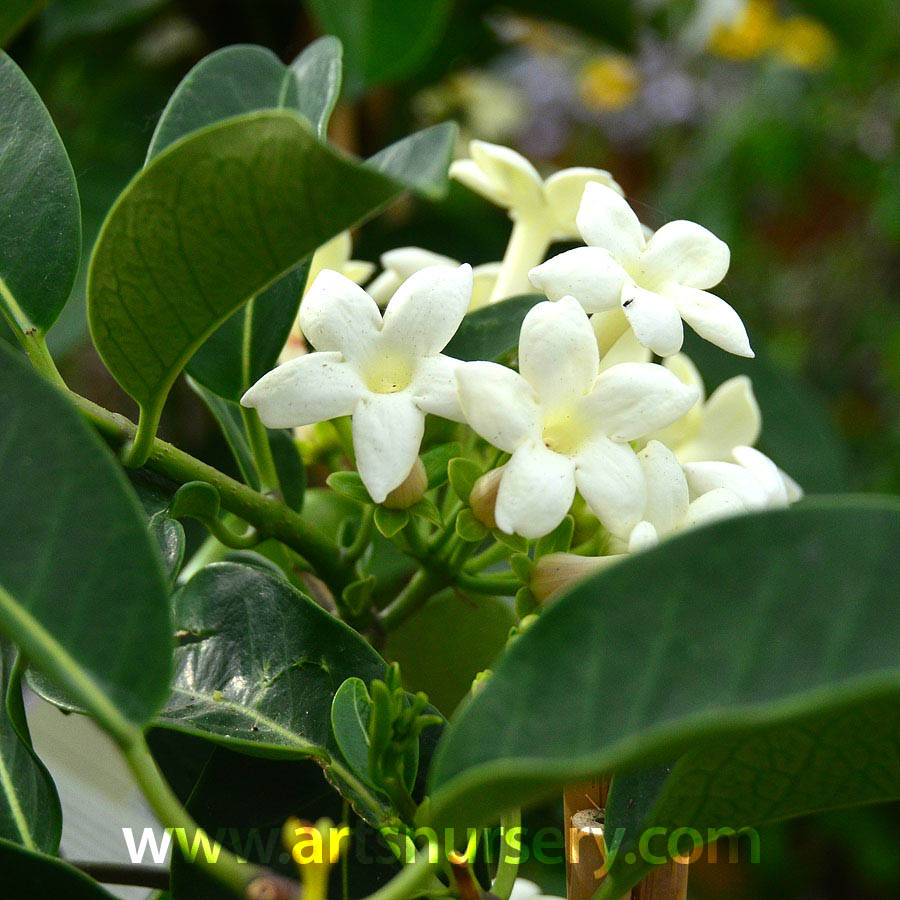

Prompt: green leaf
xmin=305 ymin=0 xmax=451 ymax=94
xmin=409 ymin=497 xmax=442 ymax=527
xmin=87 ymin=110 xmax=456 ymax=452
xmin=268 ymin=430 xmax=306 ymax=512
xmin=0 ymin=840 xmax=117 ymax=898
xmin=444 ymin=295 xmax=541 ymax=362
xmin=0 ymin=640 xmax=60 ymax=852
xmin=145 ymin=41 xmax=344 ymax=401
xmin=0 ymin=345 xmax=171 ymax=737
xmin=374 ymin=506 xmax=409 ymax=539
xmin=427 ymin=498 xmax=900 ymax=848
xmin=40 ymin=0 xmax=170 ymax=45
xmin=0 ymin=0 xmax=48 ymax=46
xmin=157 ymin=562 xmax=386 ymax=757
xmin=0 ymin=51 xmax=81 ymax=335
xmin=330 ymin=677 xmax=380 ymax=789
xmin=327 ymin=470 xmax=373 ymax=505
xmin=128 ymin=469 xmax=186 ymax=586
xmin=421 ymin=441 xmax=462 ymax=490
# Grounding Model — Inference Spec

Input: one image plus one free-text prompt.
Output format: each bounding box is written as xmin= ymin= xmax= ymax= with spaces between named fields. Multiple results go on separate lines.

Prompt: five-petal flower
xmin=529 ymin=182 xmax=754 ymax=358
xmin=455 ymin=297 xmax=699 ymax=538
xmin=242 ymin=264 xmax=473 ymax=503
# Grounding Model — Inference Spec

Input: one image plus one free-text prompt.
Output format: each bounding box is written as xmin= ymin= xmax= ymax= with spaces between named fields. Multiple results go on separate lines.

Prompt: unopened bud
xmin=471 ymin=669 xmax=492 ymax=697
xmin=530 ymin=552 xmax=623 ymax=603
xmin=469 ymin=466 xmax=505 ymax=529
xmin=383 ymin=457 xmax=427 ymax=509
xmin=282 ymin=817 xmax=348 ymax=900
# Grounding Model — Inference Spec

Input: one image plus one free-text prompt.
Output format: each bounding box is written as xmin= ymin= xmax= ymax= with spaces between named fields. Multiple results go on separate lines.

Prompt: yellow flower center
xmin=542 ymin=404 xmax=591 ymax=456
xmin=364 ymin=354 xmax=413 ymax=394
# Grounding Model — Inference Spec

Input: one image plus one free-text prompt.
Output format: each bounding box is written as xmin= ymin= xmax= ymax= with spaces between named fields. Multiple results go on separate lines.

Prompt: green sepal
xmin=455 ymin=509 xmax=488 ymax=543
xmin=535 ymin=516 xmax=574 ymax=558
xmin=515 ymin=586 xmax=538 ymax=619
xmin=409 ymin=497 xmax=443 ymax=527
xmin=374 ymin=507 xmax=409 ymax=539
xmin=421 ymin=442 xmax=463 ymax=490
xmin=327 ymin=471 xmax=373 ymax=505
xmin=447 ymin=457 xmax=481 ymax=502
xmin=494 ymin=529 xmax=528 ymax=552
xmin=509 ymin=553 xmax=534 ymax=583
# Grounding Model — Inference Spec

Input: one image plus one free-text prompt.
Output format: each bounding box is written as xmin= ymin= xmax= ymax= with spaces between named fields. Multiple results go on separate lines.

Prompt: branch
xmin=68 ymin=861 xmax=169 ymax=889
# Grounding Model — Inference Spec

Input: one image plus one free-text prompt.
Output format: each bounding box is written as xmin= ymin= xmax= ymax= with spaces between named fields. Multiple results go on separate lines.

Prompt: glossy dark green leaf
xmin=428 ymin=498 xmax=900 ymax=853
xmin=88 ymin=111 xmax=455 ymax=435
xmin=306 ymin=0 xmax=451 ymax=94
xmin=157 ymin=562 xmax=386 ymax=756
xmin=0 ymin=345 xmax=171 ymax=734
xmin=146 ymin=41 xmax=343 ymax=400
xmin=683 ymin=331 xmax=848 ymax=492
xmin=444 ymin=294 xmax=542 ymax=362
xmin=0 ymin=640 xmax=60 ymax=852
xmin=41 ymin=0 xmax=170 ymax=44
xmin=129 ymin=469 xmax=186 ymax=586
xmin=0 ymin=840 xmax=117 ymax=898
xmin=0 ymin=0 xmax=48 ymax=45
xmin=0 ymin=51 xmax=81 ymax=335
xmin=268 ymin=429 xmax=306 ymax=511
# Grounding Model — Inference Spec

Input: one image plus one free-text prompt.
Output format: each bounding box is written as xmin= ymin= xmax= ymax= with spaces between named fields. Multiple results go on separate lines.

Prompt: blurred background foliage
xmin=3 ymin=1 xmax=900 ymax=897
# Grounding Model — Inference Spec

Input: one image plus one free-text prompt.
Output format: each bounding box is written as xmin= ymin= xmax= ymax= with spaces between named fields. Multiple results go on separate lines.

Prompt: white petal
xmin=780 ymin=468 xmax=804 ymax=503
xmin=639 ymin=220 xmax=730 ymax=291
xmin=351 ymin=394 xmax=425 ymax=503
xmin=576 ymin=182 xmax=645 ymax=265
xmin=470 ymin=262 xmax=501 ymax=310
xmin=381 ymin=246 xmax=458 ymax=277
xmin=671 ymin=286 xmax=754 ymax=358
xmin=456 ymin=362 xmax=540 ymax=453
xmin=598 ymin=326 xmax=652 ymax=372
xmin=590 ymin=308 xmax=629 ymax=358
xmin=678 ymin=375 xmax=761 ymax=463
xmin=518 ymin=297 xmax=599 ymax=406
xmin=495 ymin=440 xmax=576 ymax=539
xmin=663 ymin=352 xmax=705 ymax=398
xmin=366 ymin=270 xmax=404 ymax=307
xmin=683 ymin=488 xmax=746 ymax=530
xmin=305 ymin=231 xmax=352 ymax=294
xmin=449 ymin=158 xmax=507 ymax=206
xmin=343 ymin=260 xmax=377 ymax=285
xmin=645 ymin=353 xmax=704 ymax=451
xmin=470 ymin=140 xmax=544 ymax=212
xmin=241 ymin=352 xmax=364 ymax=428
xmin=581 ymin=362 xmax=700 ymax=442
xmin=509 ymin=880 xmax=542 ymax=900
xmin=683 ymin=461 xmax=769 ymax=510
xmin=621 ymin=284 xmax=684 ymax=357
xmin=732 ymin=446 xmax=789 ymax=507
xmin=543 ymin=167 xmax=624 ymax=237
xmin=299 ymin=270 xmax=382 ymax=360
xmin=574 ymin=437 xmax=646 ymax=538
xmin=528 ymin=247 xmax=626 ymax=313
xmin=637 ymin=440 xmax=689 ymax=535
xmin=409 ymin=354 xmax=464 ymax=422
xmin=380 ymin=264 xmax=473 ymax=357
xmin=628 ymin=520 xmax=659 ymax=553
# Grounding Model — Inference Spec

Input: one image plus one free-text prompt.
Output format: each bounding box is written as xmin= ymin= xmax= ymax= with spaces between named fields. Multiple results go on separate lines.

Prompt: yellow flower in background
xmin=774 ymin=16 xmax=835 ymax=70
xmin=709 ymin=0 xmax=777 ymax=60
xmin=579 ymin=55 xmax=641 ymax=112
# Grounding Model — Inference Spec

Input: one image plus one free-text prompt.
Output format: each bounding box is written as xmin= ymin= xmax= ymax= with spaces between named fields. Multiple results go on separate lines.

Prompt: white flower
xmin=626 ymin=440 xmax=747 ymax=551
xmin=684 ymin=445 xmax=803 ymax=512
xmin=509 ymin=879 xmax=564 ymax=900
xmin=528 ymin=182 xmax=753 ymax=358
xmin=243 ymin=265 xmax=473 ymax=503
xmin=646 ymin=353 xmax=761 ymax=462
xmin=367 ymin=247 xmax=500 ymax=311
xmin=455 ymin=297 xmax=698 ymax=539
xmin=281 ymin=231 xmax=375 ymax=363
xmin=450 ymin=140 xmax=624 ymax=239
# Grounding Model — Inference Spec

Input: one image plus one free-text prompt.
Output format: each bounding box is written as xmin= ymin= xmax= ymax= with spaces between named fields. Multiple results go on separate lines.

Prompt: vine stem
xmin=378 ymin=568 xmax=448 ymax=632
xmin=67 ymin=390 xmax=346 ymax=587
xmin=241 ymin=406 xmax=282 ymax=496
xmin=491 ymin=809 xmax=522 ymax=900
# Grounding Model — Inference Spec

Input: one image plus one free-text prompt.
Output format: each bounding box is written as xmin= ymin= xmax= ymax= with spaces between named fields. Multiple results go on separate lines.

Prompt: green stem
xmin=122 ymin=737 xmax=266 ymax=897
xmin=327 ymin=758 xmax=387 ymax=822
xmin=378 ymin=569 xmax=447 ymax=633
xmin=455 ymin=572 xmax=519 ymax=596
xmin=343 ymin=506 xmax=375 ymax=564
xmin=0 ymin=279 xmax=66 ymax=389
xmin=464 ymin=541 xmax=511 ymax=573
xmin=491 ymin=809 xmax=522 ymax=900
xmin=363 ymin=847 xmax=443 ymax=900
xmin=241 ymin=406 xmax=282 ymax=496
xmin=489 ymin=217 xmax=552 ymax=303
xmin=68 ymin=391 xmax=345 ymax=586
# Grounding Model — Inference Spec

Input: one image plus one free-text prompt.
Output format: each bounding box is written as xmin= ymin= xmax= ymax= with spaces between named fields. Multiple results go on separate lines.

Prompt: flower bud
xmin=282 ymin=817 xmax=348 ymax=900
xmin=382 ymin=457 xmax=427 ymax=509
xmin=530 ymin=552 xmax=623 ymax=603
xmin=469 ymin=466 xmax=505 ymax=529
xmin=471 ymin=669 xmax=492 ymax=697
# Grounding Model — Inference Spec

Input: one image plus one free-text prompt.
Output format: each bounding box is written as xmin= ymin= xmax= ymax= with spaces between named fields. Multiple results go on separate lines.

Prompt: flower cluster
xmin=243 ymin=140 xmax=800 ymax=563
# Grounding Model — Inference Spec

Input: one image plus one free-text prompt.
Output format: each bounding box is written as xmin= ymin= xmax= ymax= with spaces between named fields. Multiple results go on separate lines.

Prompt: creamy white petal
xmin=449 ymin=158 xmax=507 ymax=206
xmin=637 ymin=440 xmax=689 ymax=535
xmin=732 ymin=446 xmax=789 ymax=507
xmin=543 ymin=167 xmax=624 ymax=236
xmin=678 ymin=375 xmax=761 ymax=463
xmin=456 ymin=361 xmax=540 ymax=453
xmin=581 ymin=362 xmax=699 ymax=442
xmin=519 ymin=297 xmax=599 ymax=405
xmin=351 ymin=394 xmax=425 ymax=503
xmin=574 ymin=437 xmax=646 ymax=538
xmin=780 ymin=467 xmax=804 ymax=503
xmin=639 ymin=220 xmax=730 ymax=290
xmin=598 ymin=326 xmax=652 ymax=372
xmin=683 ymin=461 xmax=769 ymax=510
xmin=366 ymin=270 xmax=404 ymax=306
xmin=628 ymin=520 xmax=659 ymax=553
xmin=305 ymin=231 xmax=352 ymax=294
xmin=409 ymin=354 xmax=464 ymax=422
xmin=528 ymin=247 xmax=626 ymax=313
xmin=663 ymin=352 xmax=706 ymax=398
xmin=343 ymin=260 xmax=377 ymax=284
xmin=670 ymin=285 xmax=753 ymax=358
xmin=646 ymin=352 xmax=704 ymax=450
xmin=590 ymin=308 xmax=630 ymax=357
xmin=299 ymin=270 xmax=383 ymax=360
xmin=576 ymin=182 xmax=646 ymax=266
xmin=469 ymin=140 xmax=544 ymax=211
xmin=495 ymin=440 xmax=576 ymax=539
xmin=470 ymin=262 xmax=501 ymax=310
xmin=621 ymin=284 xmax=684 ymax=357
xmin=380 ymin=264 xmax=473 ymax=357
xmin=241 ymin=351 xmax=364 ymax=428
xmin=509 ymin=880 xmax=542 ymax=900
xmin=683 ymin=488 xmax=746 ymax=530
xmin=381 ymin=246 xmax=458 ymax=277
